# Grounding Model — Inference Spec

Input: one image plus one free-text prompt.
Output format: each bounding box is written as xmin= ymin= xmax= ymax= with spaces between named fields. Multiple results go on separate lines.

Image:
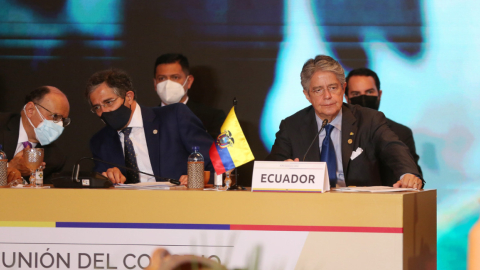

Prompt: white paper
xmin=11 ymin=185 xmax=50 ymax=189
xmin=115 ymin=182 xmax=178 ymax=189
xmin=336 ymin=186 xmax=416 ymax=192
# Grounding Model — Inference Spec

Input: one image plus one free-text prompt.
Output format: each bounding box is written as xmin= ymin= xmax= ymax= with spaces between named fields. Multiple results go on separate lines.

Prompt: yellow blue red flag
xmin=209 ymin=106 xmax=255 ymax=174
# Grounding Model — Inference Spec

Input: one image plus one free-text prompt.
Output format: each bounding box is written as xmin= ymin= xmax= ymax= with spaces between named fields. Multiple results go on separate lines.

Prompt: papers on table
xmin=115 ymin=182 xmax=181 ymax=190
xmin=11 ymin=185 xmax=51 ymax=189
xmin=336 ymin=186 xmax=417 ymax=193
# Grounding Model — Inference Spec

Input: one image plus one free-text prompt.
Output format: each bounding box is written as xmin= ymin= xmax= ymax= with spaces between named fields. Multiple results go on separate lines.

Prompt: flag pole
xmin=228 ymin=97 xmax=245 ymax=190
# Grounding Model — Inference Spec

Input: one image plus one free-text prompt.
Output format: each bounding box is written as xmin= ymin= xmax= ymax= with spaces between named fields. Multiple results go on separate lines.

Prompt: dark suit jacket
xmin=0 ymin=112 xmax=66 ymax=183
xmin=186 ymin=100 xmax=226 ymax=140
xmin=90 ymin=104 xmax=214 ymax=182
xmin=266 ymin=103 xmax=422 ymax=187
xmin=380 ymin=118 xmax=422 ymax=186
xmin=160 ymin=100 xmax=226 ymax=140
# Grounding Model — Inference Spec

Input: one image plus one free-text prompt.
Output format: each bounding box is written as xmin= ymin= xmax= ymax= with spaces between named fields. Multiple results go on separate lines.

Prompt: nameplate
xmin=251 ymin=161 xmax=330 ymax=193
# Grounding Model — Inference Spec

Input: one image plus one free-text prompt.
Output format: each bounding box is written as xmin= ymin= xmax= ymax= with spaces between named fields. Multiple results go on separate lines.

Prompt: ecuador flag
xmin=209 ymin=106 xmax=255 ymax=174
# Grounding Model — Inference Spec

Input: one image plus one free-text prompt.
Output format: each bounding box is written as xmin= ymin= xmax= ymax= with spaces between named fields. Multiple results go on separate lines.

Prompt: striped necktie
xmin=122 ymin=127 xmax=140 ymax=183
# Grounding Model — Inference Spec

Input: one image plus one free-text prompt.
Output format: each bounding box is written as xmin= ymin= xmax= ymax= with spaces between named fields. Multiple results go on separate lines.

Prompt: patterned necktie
xmin=22 ymin=141 xmax=32 ymax=149
xmin=122 ymin=127 xmax=140 ymax=183
xmin=320 ymin=124 xmax=337 ymax=187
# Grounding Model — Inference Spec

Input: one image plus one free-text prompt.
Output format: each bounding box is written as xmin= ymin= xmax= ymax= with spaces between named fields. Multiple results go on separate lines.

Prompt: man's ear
xmin=24 ymin=102 xmax=36 ymax=118
xmin=125 ymin=91 xmax=135 ymax=104
xmin=378 ymin=89 xmax=383 ymax=101
xmin=186 ymin=75 xmax=194 ymax=90
xmin=153 ymin=78 xmax=157 ymax=91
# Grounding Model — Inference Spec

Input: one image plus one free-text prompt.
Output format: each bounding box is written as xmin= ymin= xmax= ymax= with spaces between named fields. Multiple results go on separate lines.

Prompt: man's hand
xmin=394 ymin=174 xmax=423 ymax=189
xmin=8 ymin=151 xmax=31 ymax=176
xmin=284 ymin=158 xmax=300 ymax=162
xmin=102 ymin=167 xmax=126 ymax=184
xmin=6 ymin=167 xmax=22 ymax=184
xmin=179 ymin=175 xmax=188 ymax=185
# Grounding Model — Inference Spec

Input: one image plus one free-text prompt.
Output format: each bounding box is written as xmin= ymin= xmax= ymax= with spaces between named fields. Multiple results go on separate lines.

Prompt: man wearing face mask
xmin=0 ymin=86 xmax=70 ymax=183
xmin=86 ymin=69 xmax=214 ymax=184
xmin=154 ymin=53 xmax=226 ymax=139
xmin=345 ymin=67 xmax=422 ymax=185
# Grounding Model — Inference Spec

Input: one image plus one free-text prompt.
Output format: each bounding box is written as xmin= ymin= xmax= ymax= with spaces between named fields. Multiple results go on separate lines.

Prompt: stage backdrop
xmin=0 ymin=0 xmax=477 ymax=269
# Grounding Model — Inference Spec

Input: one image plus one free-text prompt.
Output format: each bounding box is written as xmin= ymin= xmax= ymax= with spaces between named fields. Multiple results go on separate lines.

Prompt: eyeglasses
xmin=35 ymin=103 xmax=71 ymax=127
xmin=90 ymin=97 xmax=121 ymax=114
xmin=310 ymin=85 xmax=342 ymax=96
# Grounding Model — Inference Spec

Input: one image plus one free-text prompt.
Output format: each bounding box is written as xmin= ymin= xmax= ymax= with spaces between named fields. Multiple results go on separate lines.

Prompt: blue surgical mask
xmin=24 ymin=105 xmax=64 ymax=145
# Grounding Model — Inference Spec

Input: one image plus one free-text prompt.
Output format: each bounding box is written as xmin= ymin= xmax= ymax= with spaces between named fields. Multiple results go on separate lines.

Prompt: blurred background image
xmin=1 ymin=0 xmax=478 ymax=268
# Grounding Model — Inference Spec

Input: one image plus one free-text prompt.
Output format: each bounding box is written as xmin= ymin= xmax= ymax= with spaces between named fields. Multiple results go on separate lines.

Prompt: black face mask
xmin=349 ymin=95 xmax=380 ymax=111
xmin=100 ymin=101 xmax=132 ymax=130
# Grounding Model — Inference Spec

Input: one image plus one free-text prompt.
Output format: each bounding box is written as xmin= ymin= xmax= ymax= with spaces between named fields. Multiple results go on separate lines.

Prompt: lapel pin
xmin=350 ymin=132 xmax=354 ymax=136
xmin=348 ymin=139 xmax=353 ymax=144
xmin=153 ymin=129 xmax=158 ymax=134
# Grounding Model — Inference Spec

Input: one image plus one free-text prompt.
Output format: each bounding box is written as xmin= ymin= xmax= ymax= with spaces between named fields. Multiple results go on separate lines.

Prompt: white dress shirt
xmin=14 ymin=117 xmax=37 ymax=156
xmin=315 ymin=110 xmax=346 ymax=187
xmin=161 ymin=96 xmax=188 ymax=107
xmin=117 ymin=104 xmax=155 ymax=182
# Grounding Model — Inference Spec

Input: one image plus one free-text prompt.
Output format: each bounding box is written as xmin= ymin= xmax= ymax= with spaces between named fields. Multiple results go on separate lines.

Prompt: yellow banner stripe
xmin=0 ymin=221 xmax=55 ymax=227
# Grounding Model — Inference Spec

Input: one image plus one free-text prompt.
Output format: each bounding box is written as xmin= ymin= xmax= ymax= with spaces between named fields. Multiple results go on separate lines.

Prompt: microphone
xmin=51 ymin=157 xmax=180 ymax=188
xmin=74 ymin=157 xmax=181 ymax=185
xmin=303 ymin=119 xmax=328 ymax=161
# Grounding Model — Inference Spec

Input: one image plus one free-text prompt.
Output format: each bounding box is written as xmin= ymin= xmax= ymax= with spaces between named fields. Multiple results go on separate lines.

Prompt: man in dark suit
xmin=344 ymin=68 xmax=422 ymax=186
xmin=153 ymin=53 xmax=226 ymax=139
xmin=266 ymin=55 xmax=423 ymax=188
xmin=86 ymin=69 xmax=214 ymax=184
xmin=0 ymin=86 xmax=69 ymax=183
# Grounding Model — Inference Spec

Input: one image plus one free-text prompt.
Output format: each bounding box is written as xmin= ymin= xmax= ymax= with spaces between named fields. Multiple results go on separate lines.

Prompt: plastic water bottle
xmin=35 ymin=165 xmax=44 ymax=187
xmin=0 ymin=144 xmax=8 ymax=186
xmin=187 ymin=146 xmax=204 ymax=189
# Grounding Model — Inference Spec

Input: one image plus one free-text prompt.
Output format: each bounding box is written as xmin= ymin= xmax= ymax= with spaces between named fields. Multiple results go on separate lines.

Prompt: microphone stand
xmin=74 ymin=157 xmax=180 ymax=185
xmin=227 ymin=97 xmax=246 ymax=190
xmin=303 ymin=119 xmax=328 ymax=161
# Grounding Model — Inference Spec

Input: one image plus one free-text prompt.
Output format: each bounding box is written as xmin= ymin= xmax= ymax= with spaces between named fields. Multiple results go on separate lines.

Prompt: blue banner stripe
xmin=56 ymin=222 xmax=231 ymax=230
xmin=215 ymin=144 xmax=235 ymax=170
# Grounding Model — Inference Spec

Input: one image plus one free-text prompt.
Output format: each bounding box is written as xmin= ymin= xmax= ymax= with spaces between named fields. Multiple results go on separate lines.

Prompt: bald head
xmin=24 ymin=86 xmax=69 ymax=116
xmin=21 ymin=86 xmax=70 ymax=143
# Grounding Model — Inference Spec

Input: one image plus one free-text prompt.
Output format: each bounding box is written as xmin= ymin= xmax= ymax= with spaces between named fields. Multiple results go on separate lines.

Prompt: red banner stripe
xmin=230 ymin=224 xmax=403 ymax=233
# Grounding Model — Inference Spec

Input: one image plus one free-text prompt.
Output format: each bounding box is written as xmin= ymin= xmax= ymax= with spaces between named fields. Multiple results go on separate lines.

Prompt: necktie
xmin=320 ymin=124 xmax=337 ymax=187
xmin=22 ymin=141 xmax=32 ymax=149
xmin=122 ymin=128 xmax=140 ymax=183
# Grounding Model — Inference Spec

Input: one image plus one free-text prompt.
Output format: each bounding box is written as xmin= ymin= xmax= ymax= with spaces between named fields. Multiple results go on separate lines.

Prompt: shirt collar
xmin=18 ymin=117 xmax=29 ymax=144
xmin=118 ymin=103 xmax=143 ymax=135
xmin=161 ymin=96 xmax=189 ymax=107
xmin=17 ymin=117 xmax=37 ymax=147
xmin=315 ymin=109 xmax=343 ymax=132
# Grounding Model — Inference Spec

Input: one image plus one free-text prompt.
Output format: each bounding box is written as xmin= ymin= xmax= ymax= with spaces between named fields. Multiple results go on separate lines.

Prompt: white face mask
xmin=156 ymin=76 xmax=189 ymax=105
xmin=24 ymin=105 xmax=64 ymax=146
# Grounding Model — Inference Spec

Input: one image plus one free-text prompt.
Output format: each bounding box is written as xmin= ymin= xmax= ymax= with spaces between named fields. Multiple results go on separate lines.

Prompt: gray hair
xmin=85 ymin=69 xmax=136 ymax=105
xmin=300 ymin=55 xmax=345 ymax=90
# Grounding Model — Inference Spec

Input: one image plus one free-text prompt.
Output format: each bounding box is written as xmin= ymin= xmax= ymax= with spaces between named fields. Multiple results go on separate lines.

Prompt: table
xmin=0 ymin=188 xmax=436 ymax=270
